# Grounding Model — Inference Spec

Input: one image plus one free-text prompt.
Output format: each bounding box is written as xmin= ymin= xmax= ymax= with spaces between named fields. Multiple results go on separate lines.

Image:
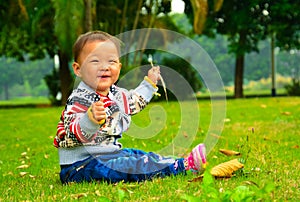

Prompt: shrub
xmin=285 ymin=78 xmax=300 ymax=96
xmin=44 ymin=68 xmax=61 ymax=106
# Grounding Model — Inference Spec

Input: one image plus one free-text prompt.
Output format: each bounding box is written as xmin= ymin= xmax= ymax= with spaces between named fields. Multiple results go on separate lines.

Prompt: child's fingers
xmin=91 ymin=100 xmax=106 ymax=121
xmin=150 ymin=66 xmax=160 ymax=74
xmin=95 ymin=97 xmax=104 ymax=106
xmin=148 ymin=66 xmax=161 ymax=83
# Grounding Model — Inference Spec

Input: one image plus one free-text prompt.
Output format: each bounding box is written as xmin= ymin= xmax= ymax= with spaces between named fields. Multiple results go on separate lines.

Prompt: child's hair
xmin=73 ymin=31 xmax=121 ymax=62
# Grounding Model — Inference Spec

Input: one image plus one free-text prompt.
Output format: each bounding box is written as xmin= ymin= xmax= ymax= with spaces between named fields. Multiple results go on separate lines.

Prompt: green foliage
xmin=0 ymin=57 xmax=24 ymax=99
xmin=269 ymin=1 xmax=300 ymax=50
xmin=203 ymin=0 xmax=300 ymax=53
xmin=160 ymin=55 xmax=202 ymax=100
xmin=182 ymin=170 xmax=275 ymax=201
xmin=0 ymin=55 xmax=53 ymax=100
xmin=0 ymin=0 xmax=56 ymax=60
xmin=52 ymin=0 xmax=84 ymax=59
xmin=285 ymin=79 xmax=300 ymax=96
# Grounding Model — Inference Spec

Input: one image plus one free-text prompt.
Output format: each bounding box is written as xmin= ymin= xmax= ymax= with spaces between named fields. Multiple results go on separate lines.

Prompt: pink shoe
xmin=185 ymin=143 xmax=207 ymax=172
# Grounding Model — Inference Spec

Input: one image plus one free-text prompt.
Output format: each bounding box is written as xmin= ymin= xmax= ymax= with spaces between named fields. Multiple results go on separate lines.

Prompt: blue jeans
xmin=60 ymin=148 xmax=186 ymax=183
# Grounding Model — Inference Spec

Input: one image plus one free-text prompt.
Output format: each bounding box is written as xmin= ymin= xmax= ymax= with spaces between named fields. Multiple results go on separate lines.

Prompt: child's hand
xmin=147 ymin=66 xmax=160 ymax=85
xmin=91 ymin=97 xmax=106 ymax=124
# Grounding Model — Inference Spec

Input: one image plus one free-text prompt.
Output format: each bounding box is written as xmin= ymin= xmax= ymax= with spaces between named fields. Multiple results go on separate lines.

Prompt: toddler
xmin=53 ymin=31 xmax=206 ymax=183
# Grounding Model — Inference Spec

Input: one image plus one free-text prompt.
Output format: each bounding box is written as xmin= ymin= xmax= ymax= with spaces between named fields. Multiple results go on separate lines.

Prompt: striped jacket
xmin=54 ymin=78 xmax=157 ymax=149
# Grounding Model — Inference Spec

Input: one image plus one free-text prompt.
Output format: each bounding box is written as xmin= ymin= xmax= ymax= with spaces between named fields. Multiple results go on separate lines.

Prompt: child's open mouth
xmin=98 ymin=75 xmax=110 ymax=79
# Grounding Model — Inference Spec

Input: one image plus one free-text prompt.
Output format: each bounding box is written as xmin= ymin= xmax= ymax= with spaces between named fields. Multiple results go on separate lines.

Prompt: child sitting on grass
xmin=53 ymin=30 xmax=206 ymax=184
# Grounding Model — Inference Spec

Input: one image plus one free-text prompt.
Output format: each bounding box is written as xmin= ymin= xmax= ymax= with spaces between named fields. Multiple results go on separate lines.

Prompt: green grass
xmin=0 ymin=97 xmax=299 ymax=201
xmin=0 ymin=96 xmax=50 ymax=107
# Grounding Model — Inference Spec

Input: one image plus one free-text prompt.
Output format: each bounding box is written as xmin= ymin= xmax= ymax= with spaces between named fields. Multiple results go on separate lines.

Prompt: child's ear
xmin=72 ymin=62 xmax=81 ymax=77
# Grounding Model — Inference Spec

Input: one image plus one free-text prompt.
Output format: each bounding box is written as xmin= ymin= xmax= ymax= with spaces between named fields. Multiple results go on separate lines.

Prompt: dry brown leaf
xmin=71 ymin=193 xmax=87 ymax=199
xmin=242 ymin=180 xmax=259 ymax=187
xmin=260 ymin=104 xmax=267 ymax=108
xmin=219 ymin=149 xmax=241 ymax=156
xmin=224 ymin=118 xmax=231 ymax=123
xmin=183 ymin=131 xmax=188 ymax=138
xmin=120 ymin=187 xmax=134 ymax=194
xmin=3 ymin=171 xmax=13 ymax=177
xmin=210 ymin=133 xmax=224 ymax=139
xmin=17 ymin=164 xmax=30 ymax=169
xmin=188 ymin=174 xmax=204 ymax=183
xmin=95 ymin=190 xmax=101 ymax=196
xmin=211 ymin=159 xmax=244 ymax=178
xmin=19 ymin=172 xmax=28 ymax=177
xmin=281 ymin=111 xmax=291 ymax=116
xmin=29 ymin=174 xmax=36 ymax=179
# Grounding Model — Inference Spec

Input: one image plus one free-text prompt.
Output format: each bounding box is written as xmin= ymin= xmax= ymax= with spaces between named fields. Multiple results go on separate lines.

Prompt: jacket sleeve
xmin=127 ymin=77 xmax=158 ymax=115
xmin=63 ymin=102 xmax=99 ymax=144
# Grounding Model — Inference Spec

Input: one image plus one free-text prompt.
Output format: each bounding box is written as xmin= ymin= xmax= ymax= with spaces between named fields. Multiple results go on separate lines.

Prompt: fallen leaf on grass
xmin=263 ymin=137 xmax=280 ymax=143
xmin=251 ymin=167 xmax=261 ymax=172
xmin=260 ymin=104 xmax=267 ymax=108
xmin=224 ymin=118 xmax=231 ymax=123
xmin=281 ymin=111 xmax=291 ymax=116
xmin=188 ymin=174 xmax=203 ymax=183
xmin=19 ymin=172 xmax=28 ymax=177
xmin=95 ymin=190 xmax=101 ymax=196
xmin=3 ymin=171 xmax=13 ymax=177
xmin=219 ymin=149 xmax=240 ymax=156
xmin=71 ymin=193 xmax=88 ymax=199
xmin=17 ymin=164 xmax=30 ymax=169
xmin=210 ymin=133 xmax=223 ymax=139
xmin=120 ymin=187 xmax=134 ymax=194
xmin=242 ymin=180 xmax=259 ymax=187
xmin=210 ymin=159 xmax=244 ymax=178
xmin=292 ymin=145 xmax=299 ymax=149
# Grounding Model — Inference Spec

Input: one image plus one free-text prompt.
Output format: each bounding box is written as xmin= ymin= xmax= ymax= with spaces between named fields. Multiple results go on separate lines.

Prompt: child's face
xmin=73 ymin=40 xmax=122 ymax=95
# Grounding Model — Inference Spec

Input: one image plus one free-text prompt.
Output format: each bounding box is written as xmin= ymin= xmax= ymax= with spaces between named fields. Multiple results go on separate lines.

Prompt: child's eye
xmin=91 ymin=60 xmax=100 ymax=63
xmin=109 ymin=60 xmax=118 ymax=64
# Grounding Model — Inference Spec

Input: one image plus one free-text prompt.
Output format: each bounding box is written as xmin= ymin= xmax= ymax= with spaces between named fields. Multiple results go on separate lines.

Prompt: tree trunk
xmin=83 ymin=0 xmax=92 ymax=32
xmin=120 ymin=0 xmax=128 ymax=34
xmin=234 ymin=54 xmax=244 ymax=98
xmin=59 ymin=51 xmax=73 ymax=105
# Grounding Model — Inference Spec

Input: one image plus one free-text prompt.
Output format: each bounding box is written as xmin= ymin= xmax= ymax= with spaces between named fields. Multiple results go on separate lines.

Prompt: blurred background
xmin=0 ymin=0 xmax=299 ymax=106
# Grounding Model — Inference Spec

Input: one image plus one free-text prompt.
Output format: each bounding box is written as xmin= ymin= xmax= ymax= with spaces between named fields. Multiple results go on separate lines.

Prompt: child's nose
xmin=98 ymin=62 xmax=110 ymax=70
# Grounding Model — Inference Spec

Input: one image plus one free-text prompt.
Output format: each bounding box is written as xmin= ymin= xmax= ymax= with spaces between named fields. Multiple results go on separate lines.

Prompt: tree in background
xmin=0 ymin=0 xmax=182 ymax=105
xmin=51 ymin=0 xmax=84 ymax=105
xmin=0 ymin=0 xmax=57 ymax=101
xmin=2 ymin=0 xmax=298 ymax=102
xmin=183 ymin=0 xmax=300 ymax=98
xmin=0 ymin=57 xmax=23 ymax=100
